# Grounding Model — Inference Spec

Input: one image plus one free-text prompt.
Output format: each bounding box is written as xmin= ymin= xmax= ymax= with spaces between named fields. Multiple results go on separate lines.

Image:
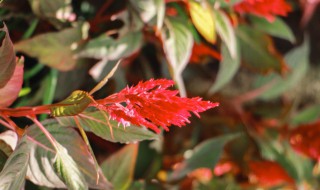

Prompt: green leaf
xmin=256 ymin=40 xmax=309 ymax=100
xmin=129 ymin=0 xmax=158 ymax=23
xmin=208 ymin=43 xmax=240 ymax=94
xmin=26 ymin=119 xmax=111 ymax=189
xmin=168 ymin=133 xmax=240 ymax=181
xmin=155 ymin=0 xmax=165 ymax=31
xmin=0 ymin=23 xmax=16 ymax=88
xmin=250 ymin=16 xmax=295 ymax=43
xmin=0 ymin=136 xmax=29 ymax=190
xmin=77 ymin=31 xmax=143 ymax=61
xmin=54 ymin=143 xmax=88 ymax=190
xmin=237 ymin=25 xmax=283 ymax=72
xmin=15 ymin=25 xmax=86 ymax=71
xmin=57 ymin=111 xmax=159 ymax=143
xmin=214 ymin=9 xmax=237 ymax=58
xmin=189 ymin=1 xmax=216 ymax=43
xmin=50 ymin=90 xmax=93 ymax=117
xmin=291 ymin=105 xmax=320 ymax=126
xmin=162 ymin=18 xmax=193 ymax=96
xmin=101 ymin=144 xmax=138 ymax=190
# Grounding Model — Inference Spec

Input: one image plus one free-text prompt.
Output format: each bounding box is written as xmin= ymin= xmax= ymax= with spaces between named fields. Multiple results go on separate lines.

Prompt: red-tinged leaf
xmin=249 ymin=160 xmax=295 ymax=187
xmin=100 ymin=79 xmax=218 ymax=133
xmin=237 ymin=25 xmax=286 ymax=73
xmin=189 ymin=43 xmax=221 ymax=63
xmin=0 ymin=23 xmax=16 ymax=88
xmin=234 ymin=0 xmax=292 ymax=22
xmin=0 ymin=57 xmax=24 ymax=108
xmin=289 ymin=120 xmax=320 ymax=160
xmin=15 ymin=25 xmax=86 ymax=71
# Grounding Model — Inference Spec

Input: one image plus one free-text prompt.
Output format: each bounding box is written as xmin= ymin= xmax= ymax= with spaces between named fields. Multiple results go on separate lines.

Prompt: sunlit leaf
xmin=54 ymin=143 xmax=88 ymax=190
xmin=101 ymin=144 xmax=138 ymax=190
xmin=0 ymin=136 xmax=29 ymax=190
xmin=50 ymin=90 xmax=93 ymax=117
xmin=0 ymin=57 xmax=24 ymax=107
xmin=77 ymin=31 xmax=143 ymax=61
xmin=15 ymin=25 xmax=86 ymax=71
xmin=189 ymin=1 xmax=216 ymax=43
xmin=237 ymin=25 xmax=284 ymax=73
xmin=26 ymin=119 xmax=111 ymax=189
xmin=256 ymin=40 xmax=309 ymax=100
xmin=214 ymin=9 xmax=237 ymax=58
xmin=129 ymin=0 xmax=157 ymax=23
xmin=207 ymin=43 xmax=240 ymax=94
xmin=168 ymin=133 xmax=240 ymax=181
xmin=155 ymin=0 xmax=165 ymax=31
xmin=162 ymin=18 xmax=193 ymax=96
xmin=250 ymin=16 xmax=295 ymax=43
xmin=0 ymin=23 xmax=16 ymax=88
xmin=57 ymin=111 xmax=159 ymax=143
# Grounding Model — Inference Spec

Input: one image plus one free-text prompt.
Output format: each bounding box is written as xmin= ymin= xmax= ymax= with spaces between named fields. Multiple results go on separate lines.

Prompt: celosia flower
xmin=290 ymin=121 xmax=320 ymax=160
xmin=249 ymin=160 xmax=294 ymax=187
xmin=234 ymin=0 xmax=292 ymax=22
xmin=100 ymin=79 xmax=218 ymax=133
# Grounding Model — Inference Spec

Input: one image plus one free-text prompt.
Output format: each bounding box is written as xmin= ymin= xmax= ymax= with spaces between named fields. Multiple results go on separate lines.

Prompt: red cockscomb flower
xmin=234 ymin=0 xmax=292 ymax=22
xmin=290 ymin=121 xmax=320 ymax=160
xmin=100 ymin=79 xmax=218 ymax=133
xmin=249 ymin=160 xmax=294 ymax=187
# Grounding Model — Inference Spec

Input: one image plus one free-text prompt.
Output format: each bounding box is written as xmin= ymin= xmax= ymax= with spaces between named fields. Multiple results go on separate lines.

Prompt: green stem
xmin=22 ymin=18 xmax=39 ymax=39
xmin=24 ymin=64 xmax=45 ymax=80
xmin=39 ymin=69 xmax=58 ymax=121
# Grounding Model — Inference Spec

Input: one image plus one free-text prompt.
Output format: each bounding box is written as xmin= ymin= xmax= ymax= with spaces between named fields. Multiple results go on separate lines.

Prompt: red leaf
xmin=0 ymin=23 xmax=16 ymax=88
xmin=234 ymin=0 xmax=292 ymax=22
xmin=0 ymin=57 xmax=24 ymax=108
xmin=249 ymin=160 xmax=294 ymax=187
xmin=189 ymin=43 xmax=221 ymax=63
xmin=100 ymin=79 xmax=218 ymax=133
xmin=289 ymin=120 xmax=320 ymax=160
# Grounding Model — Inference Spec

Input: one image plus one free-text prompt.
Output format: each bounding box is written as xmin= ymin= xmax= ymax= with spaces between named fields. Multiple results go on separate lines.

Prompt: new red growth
xmin=99 ymin=79 xmax=218 ymax=133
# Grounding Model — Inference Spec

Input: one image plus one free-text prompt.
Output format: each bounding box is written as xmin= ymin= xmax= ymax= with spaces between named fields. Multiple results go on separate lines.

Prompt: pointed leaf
xmin=57 ymin=111 xmax=159 ymax=143
xmin=162 ymin=18 xmax=193 ymax=96
xmin=168 ymin=133 xmax=240 ymax=181
xmin=15 ymin=25 xmax=86 ymax=71
xmin=50 ymin=90 xmax=93 ymax=117
xmin=256 ymin=40 xmax=309 ymax=100
xmin=208 ymin=43 xmax=240 ymax=94
xmin=129 ymin=0 xmax=157 ymax=23
xmin=101 ymin=144 xmax=138 ymax=190
xmin=0 ymin=23 xmax=16 ymax=88
xmin=0 ymin=136 xmax=29 ymax=190
xmin=189 ymin=1 xmax=216 ymax=43
xmin=77 ymin=31 xmax=143 ymax=61
xmin=26 ymin=119 xmax=111 ymax=189
xmin=54 ymin=143 xmax=88 ymax=190
xmin=250 ymin=16 xmax=295 ymax=43
xmin=237 ymin=25 xmax=284 ymax=72
xmin=0 ymin=57 xmax=24 ymax=107
xmin=214 ymin=9 xmax=237 ymax=58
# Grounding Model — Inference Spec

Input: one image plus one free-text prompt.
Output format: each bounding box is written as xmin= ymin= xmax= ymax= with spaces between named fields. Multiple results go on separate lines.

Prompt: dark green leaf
xmin=0 ymin=136 xmax=29 ymax=190
xmin=168 ymin=133 xmax=240 ymax=181
xmin=237 ymin=25 xmax=283 ymax=72
xmin=0 ymin=23 xmax=16 ymax=88
xmin=250 ymin=16 xmax=295 ymax=43
xmin=57 ymin=111 xmax=159 ymax=143
xmin=26 ymin=119 xmax=111 ymax=189
xmin=101 ymin=144 xmax=138 ymax=190
xmin=15 ymin=25 xmax=86 ymax=71
xmin=256 ymin=40 xmax=309 ymax=100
